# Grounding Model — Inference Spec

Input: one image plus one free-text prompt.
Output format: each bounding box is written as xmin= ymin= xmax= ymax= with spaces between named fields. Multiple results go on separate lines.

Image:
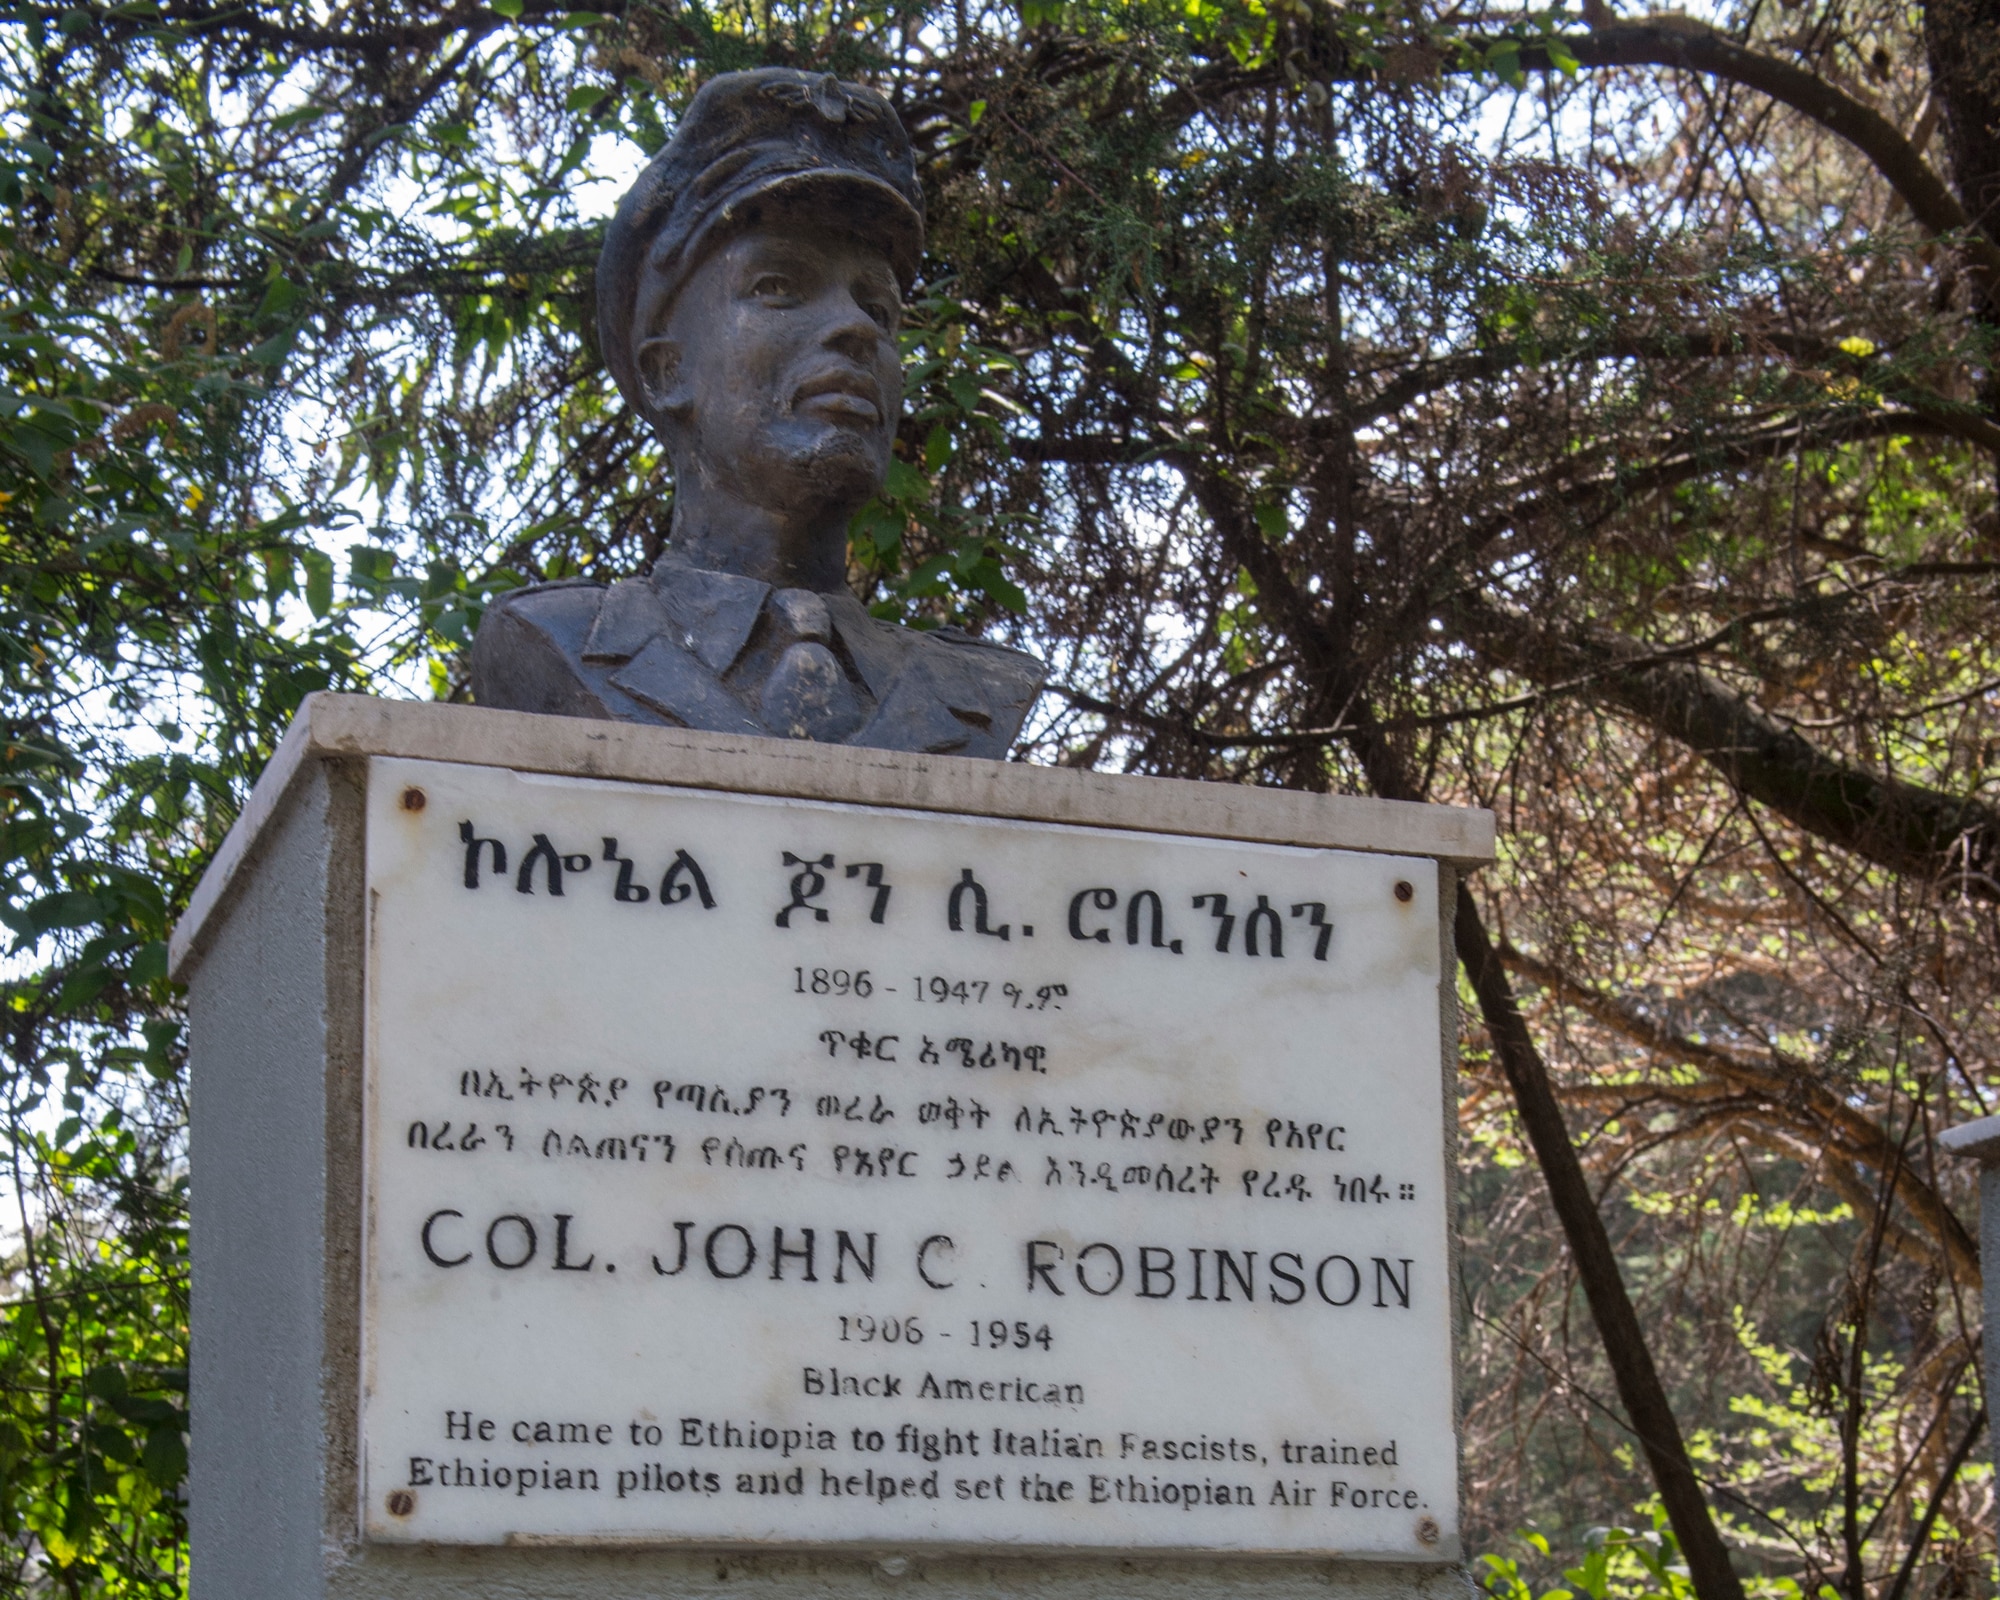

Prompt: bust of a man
xmin=469 ymin=68 xmax=1045 ymax=760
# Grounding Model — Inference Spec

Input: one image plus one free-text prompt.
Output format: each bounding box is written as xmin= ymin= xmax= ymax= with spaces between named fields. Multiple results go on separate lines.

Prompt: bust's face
xmin=648 ymin=219 xmax=903 ymax=528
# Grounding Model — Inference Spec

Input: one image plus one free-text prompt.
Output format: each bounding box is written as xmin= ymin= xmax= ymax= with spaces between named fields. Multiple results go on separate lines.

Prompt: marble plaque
xmin=360 ymin=756 xmax=1458 ymax=1555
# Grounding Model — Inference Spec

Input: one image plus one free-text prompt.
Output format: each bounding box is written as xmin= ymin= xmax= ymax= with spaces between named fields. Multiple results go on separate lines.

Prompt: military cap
xmin=597 ymin=67 xmax=926 ymax=411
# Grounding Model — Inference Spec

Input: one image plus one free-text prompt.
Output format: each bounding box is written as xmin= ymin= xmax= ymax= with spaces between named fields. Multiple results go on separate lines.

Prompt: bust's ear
xmin=636 ymin=336 xmax=691 ymax=420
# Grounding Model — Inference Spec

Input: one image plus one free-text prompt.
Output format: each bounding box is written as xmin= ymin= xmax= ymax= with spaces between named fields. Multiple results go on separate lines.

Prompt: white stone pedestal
xmin=173 ymin=694 xmax=1491 ymax=1600
xmin=1939 ymin=1114 xmax=2000 ymax=1547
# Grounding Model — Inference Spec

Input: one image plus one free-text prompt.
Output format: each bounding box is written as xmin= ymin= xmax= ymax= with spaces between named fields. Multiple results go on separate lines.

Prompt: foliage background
xmin=0 ymin=0 xmax=1996 ymax=1593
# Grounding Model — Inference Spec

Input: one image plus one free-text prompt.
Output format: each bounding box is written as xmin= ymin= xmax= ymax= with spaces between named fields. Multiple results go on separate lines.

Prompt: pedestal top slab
xmin=169 ymin=695 xmax=1495 ymax=981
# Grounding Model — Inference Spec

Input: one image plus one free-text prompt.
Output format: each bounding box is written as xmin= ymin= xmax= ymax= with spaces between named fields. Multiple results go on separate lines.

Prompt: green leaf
xmin=271 ymin=104 xmax=328 ymax=133
xmin=25 ymin=890 xmax=107 ymax=934
xmin=93 ymin=1422 xmax=141 ymax=1464
xmin=946 ymin=372 xmax=982 ymax=413
xmin=3 ymin=421 xmax=57 ymax=477
xmin=884 ymin=458 xmax=929 ymax=500
xmin=84 ymin=1364 xmax=128 ymax=1399
xmin=249 ymin=328 xmax=297 ymax=367
xmin=128 ymin=941 xmax=168 ymax=986
xmin=348 ymin=544 xmax=397 ymax=589
xmin=490 ymin=0 xmax=524 ymax=14
xmin=256 ymin=274 xmax=301 ymax=321
xmin=982 ymin=569 xmax=1028 ymax=612
xmin=142 ymin=1019 xmax=180 ymax=1077
xmin=923 ymin=424 xmax=955 ymax=472
xmin=564 ymin=85 xmax=612 ymax=114
xmin=142 ymin=1424 xmax=188 ymax=1488
xmin=301 ymin=549 xmax=335 ymax=618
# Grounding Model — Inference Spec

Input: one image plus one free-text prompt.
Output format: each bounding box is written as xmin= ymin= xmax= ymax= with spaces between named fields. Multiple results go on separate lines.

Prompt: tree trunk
xmin=1924 ymin=0 xmax=2000 ymax=483
xmin=1454 ymin=884 xmax=1748 ymax=1600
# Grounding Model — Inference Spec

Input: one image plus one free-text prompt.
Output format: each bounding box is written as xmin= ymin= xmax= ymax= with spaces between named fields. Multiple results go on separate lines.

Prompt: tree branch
xmin=1883 ymin=1406 xmax=1987 ymax=1600
xmin=1500 ymin=945 xmax=1981 ymax=1282
xmin=1454 ymin=594 xmax=2000 ymax=900
xmin=1146 ymin=16 xmax=2000 ymax=300
xmin=1545 ymin=22 xmax=2000 ymax=289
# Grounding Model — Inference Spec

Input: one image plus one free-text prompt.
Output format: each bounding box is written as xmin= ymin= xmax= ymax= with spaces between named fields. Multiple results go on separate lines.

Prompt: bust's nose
xmin=817 ymin=285 xmax=891 ymax=365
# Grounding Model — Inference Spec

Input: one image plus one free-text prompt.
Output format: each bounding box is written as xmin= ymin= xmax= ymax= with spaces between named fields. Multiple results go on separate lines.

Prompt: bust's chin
xmin=771 ymin=425 xmax=892 ymax=516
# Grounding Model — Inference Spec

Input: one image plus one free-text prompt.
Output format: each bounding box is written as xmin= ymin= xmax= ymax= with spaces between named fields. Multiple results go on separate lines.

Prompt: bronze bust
xmin=469 ymin=68 xmax=1046 ymax=759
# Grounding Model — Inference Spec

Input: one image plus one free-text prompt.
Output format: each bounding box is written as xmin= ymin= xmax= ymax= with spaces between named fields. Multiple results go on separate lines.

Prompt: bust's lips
xmin=793 ymin=367 xmax=883 ymax=424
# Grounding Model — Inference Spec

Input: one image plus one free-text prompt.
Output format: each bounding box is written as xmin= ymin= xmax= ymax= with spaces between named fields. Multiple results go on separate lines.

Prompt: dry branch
xmin=1500 ymin=945 xmax=1980 ymax=1283
xmin=1456 ymin=596 xmax=2000 ymax=902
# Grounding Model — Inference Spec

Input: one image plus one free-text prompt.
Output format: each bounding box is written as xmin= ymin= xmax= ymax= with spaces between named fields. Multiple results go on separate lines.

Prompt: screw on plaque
xmin=1415 ymin=1515 xmax=1440 ymax=1544
xmin=400 ymin=787 xmax=427 ymax=812
xmin=1394 ymin=879 xmax=1414 ymax=902
xmin=386 ymin=1489 xmax=417 ymax=1517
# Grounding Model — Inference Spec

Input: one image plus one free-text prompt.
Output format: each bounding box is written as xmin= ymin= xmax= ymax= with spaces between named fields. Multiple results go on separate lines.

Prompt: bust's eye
xmin=861 ymin=298 xmax=897 ymax=331
xmin=749 ymin=272 xmax=797 ymax=300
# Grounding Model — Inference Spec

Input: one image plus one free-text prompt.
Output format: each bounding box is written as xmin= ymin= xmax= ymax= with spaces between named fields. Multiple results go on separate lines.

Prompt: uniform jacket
xmin=469 ymin=553 xmax=1046 ymax=760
